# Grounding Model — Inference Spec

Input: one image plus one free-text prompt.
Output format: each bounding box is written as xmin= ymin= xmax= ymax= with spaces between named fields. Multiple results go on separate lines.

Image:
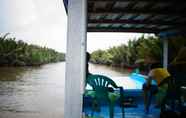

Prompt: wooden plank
xmin=89 ymin=9 xmax=186 ymax=16
xmin=88 ymin=0 xmax=185 ymax=3
xmin=88 ymin=27 xmax=160 ymax=33
xmin=88 ymin=19 xmax=185 ymax=26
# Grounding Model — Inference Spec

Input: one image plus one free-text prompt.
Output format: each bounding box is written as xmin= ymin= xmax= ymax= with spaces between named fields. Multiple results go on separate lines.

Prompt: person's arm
xmin=147 ymin=70 xmax=155 ymax=86
xmin=147 ymin=77 xmax=153 ymax=87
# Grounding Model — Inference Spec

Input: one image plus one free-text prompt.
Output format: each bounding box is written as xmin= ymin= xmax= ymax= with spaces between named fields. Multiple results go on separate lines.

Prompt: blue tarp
xmin=130 ymin=73 xmax=157 ymax=86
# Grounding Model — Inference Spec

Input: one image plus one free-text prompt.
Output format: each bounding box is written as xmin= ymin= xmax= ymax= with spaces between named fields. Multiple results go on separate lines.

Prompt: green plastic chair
xmin=85 ymin=74 xmax=124 ymax=118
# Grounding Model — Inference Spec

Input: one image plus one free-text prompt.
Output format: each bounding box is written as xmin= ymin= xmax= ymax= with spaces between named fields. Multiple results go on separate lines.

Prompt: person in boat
xmin=168 ymin=47 xmax=186 ymax=89
xmin=142 ymin=63 xmax=171 ymax=113
xmin=86 ymin=52 xmax=90 ymax=77
xmin=168 ymin=47 xmax=186 ymax=108
xmin=85 ymin=52 xmax=93 ymax=86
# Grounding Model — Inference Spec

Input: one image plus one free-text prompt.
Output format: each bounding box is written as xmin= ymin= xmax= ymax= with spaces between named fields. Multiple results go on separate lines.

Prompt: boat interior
xmin=63 ymin=0 xmax=186 ymax=118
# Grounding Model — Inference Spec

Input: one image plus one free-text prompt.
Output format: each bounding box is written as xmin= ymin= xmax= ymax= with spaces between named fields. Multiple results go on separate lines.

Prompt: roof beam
xmin=88 ymin=19 xmax=185 ymax=26
xmin=88 ymin=0 xmax=186 ymax=3
xmin=89 ymin=9 xmax=185 ymax=16
xmin=87 ymin=27 xmax=160 ymax=33
xmin=162 ymin=25 xmax=186 ymax=32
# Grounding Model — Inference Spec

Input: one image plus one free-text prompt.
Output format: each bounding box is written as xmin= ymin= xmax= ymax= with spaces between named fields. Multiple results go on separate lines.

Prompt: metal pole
xmin=64 ymin=0 xmax=87 ymax=118
xmin=163 ymin=39 xmax=168 ymax=69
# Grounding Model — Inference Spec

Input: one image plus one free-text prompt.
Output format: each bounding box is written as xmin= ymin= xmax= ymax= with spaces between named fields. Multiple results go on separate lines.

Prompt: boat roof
xmin=63 ymin=0 xmax=186 ymax=38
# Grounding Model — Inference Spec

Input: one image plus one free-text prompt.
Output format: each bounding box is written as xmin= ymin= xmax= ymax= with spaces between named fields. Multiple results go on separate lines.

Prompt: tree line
xmin=0 ymin=33 xmax=65 ymax=66
xmin=90 ymin=35 xmax=186 ymax=71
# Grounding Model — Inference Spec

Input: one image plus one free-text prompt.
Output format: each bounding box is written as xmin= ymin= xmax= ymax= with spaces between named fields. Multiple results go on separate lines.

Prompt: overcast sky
xmin=0 ymin=0 xmax=146 ymax=53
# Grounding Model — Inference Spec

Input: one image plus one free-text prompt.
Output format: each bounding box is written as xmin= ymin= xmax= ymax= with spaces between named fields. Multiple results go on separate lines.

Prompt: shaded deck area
xmin=83 ymin=90 xmax=160 ymax=118
xmin=63 ymin=0 xmax=186 ymax=118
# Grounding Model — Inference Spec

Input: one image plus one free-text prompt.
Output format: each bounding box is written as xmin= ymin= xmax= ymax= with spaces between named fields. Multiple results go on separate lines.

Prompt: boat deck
xmin=83 ymin=89 xmax=160 ymax=118
xmin=84 ymin=104 xmax=160 ymax=118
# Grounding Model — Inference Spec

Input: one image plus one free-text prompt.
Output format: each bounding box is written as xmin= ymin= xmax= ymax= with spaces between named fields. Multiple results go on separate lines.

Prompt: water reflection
xmin=89 ymin=63 xmax=129 ymax=77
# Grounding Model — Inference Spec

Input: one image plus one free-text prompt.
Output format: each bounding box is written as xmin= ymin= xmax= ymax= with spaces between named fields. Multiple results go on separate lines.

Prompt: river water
xmin=0 ymin=62 xmax=132 ymax=118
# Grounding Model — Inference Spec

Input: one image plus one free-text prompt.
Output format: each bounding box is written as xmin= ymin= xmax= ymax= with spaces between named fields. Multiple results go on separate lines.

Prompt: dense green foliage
xmin=91 ymin=35 xmax=186 ymax=69
xmin=91 ymin=35 xmax=162 ymax=67
xmin=0 ymin=34 xmax=65 ymax=66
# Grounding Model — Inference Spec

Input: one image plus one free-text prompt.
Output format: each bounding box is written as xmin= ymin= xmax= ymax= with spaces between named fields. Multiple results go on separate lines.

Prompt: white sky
xmin=0 ymin=0 xmax=148 ymax=53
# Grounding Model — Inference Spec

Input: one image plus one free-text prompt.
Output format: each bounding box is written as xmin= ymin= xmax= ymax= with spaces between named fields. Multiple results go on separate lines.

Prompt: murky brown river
xmin=0 ymin=62 xmax=128 ymax=118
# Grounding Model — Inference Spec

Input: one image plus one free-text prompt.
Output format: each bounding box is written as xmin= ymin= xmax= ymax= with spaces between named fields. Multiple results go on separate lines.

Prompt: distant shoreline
xmin=0 ymin=34 xmax=65 ymax=67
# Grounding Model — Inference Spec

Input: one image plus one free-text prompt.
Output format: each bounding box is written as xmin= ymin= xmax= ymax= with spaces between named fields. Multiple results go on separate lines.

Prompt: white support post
xmin=64 ymin=0 xmax=87 ymax=118
xmin=163 ymin=39 xmax=168 ymax=69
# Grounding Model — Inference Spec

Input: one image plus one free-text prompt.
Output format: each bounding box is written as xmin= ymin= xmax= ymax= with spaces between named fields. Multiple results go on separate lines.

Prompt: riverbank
xmin=90 ymin=35 xmax=162 ymax=69
xmin=0 ymin=34 xmax=65 ymax=66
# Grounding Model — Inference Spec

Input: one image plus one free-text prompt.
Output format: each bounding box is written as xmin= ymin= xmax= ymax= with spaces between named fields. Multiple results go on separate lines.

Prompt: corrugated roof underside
xmin=87 ymin=0 xmax=186 ymax=35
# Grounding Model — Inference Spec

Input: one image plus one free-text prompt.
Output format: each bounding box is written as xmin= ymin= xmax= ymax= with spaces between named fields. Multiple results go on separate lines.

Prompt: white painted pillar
xmin=163 ymin=39 xmax=168 ymax=69
xmin=64 ymin=0 xmax=87 ymax=118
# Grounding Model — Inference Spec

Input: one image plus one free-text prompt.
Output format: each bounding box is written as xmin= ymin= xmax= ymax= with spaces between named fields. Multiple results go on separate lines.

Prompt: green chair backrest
xmin=87 ymin=74 xmax=118 ymax=100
